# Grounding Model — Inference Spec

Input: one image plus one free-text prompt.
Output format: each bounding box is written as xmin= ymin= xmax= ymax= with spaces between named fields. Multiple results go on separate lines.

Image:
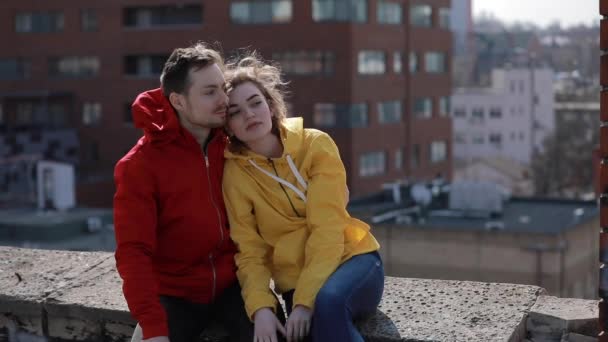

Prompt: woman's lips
xmin=246 ymin=122 xmax=261 ymax=130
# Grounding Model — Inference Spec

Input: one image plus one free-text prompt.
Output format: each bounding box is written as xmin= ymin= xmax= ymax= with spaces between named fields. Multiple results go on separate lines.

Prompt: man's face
xmin=179 ymin=63 xmax=228 ymax=129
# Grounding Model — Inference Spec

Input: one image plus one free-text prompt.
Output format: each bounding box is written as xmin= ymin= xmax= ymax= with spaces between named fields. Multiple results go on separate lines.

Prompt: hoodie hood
xmin=224 ymin=117 xmax=305 ymax=161
xmin=132 ymin=88 xmax=182 ymax=144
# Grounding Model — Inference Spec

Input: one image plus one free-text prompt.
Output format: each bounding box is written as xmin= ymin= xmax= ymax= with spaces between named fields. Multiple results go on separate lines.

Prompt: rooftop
xmin=0 ymin=207 xmax=114 ymax=251
xmin=349 ymin=183 xmax=598 ymax=234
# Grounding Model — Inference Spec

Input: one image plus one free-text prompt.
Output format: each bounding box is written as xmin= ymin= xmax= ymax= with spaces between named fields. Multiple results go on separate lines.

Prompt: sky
xmin=472 ymin=0 xmax=600 ymax=28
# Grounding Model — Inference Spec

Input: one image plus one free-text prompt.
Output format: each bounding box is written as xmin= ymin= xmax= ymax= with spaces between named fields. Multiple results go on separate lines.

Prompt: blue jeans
xmin=283 ymin=251 xmax=384 ymax=342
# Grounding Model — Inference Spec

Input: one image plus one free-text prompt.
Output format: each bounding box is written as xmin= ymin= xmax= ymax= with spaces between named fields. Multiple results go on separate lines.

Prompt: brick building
xmin=1 ymin=0 xmax=452 ymax=206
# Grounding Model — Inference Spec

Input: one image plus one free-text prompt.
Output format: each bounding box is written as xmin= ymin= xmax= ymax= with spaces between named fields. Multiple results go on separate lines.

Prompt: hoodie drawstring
xmin=248 ymin=155 xmax=308 ymax=203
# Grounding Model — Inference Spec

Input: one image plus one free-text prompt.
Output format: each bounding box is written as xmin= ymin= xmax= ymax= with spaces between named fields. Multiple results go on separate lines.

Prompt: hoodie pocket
xmin=272 ymin=229 xmax=308 ymax=272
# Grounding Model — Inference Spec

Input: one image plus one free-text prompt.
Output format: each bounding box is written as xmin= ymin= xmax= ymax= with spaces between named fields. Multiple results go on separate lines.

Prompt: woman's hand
xmin=254 ymin=307 xmax=286 ymax=342
xmin=285 ymin=305 xmax=312 ymax=342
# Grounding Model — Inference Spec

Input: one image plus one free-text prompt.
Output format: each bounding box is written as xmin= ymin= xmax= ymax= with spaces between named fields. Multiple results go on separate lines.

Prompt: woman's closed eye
xmin=228 ymin=110 xmax=240 ymax=118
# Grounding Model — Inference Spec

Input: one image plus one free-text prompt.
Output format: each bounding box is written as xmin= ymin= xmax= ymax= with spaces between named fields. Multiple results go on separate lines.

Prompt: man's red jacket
xmin=113 ymin=88 xmax=237 ymax=339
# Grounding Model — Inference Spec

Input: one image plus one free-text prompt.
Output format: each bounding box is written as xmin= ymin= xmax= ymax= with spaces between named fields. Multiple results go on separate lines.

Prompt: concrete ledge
xmin=526 ymin=295 xmax=598 ymax=342
xmin=0 ymin=247 xmax=598 ymax=342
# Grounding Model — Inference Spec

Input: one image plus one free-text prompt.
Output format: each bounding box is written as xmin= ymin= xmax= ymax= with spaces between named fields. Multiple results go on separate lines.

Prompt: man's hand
xmin=142 ymin=336 xmax=170 ymax=342
xmin=254 ymin=307 xmax=286 ymax=342
xmin=285 ymin=305 xmax=312 ymax=342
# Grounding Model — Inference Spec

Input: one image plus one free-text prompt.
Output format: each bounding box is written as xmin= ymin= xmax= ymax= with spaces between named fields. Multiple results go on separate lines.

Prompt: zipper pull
xmin=205 ymin=155 xmax=209 ymax=168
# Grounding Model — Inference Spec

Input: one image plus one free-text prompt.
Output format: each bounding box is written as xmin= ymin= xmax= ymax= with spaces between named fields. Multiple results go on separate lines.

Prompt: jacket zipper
xmin=204 ymin=146 xmax=224 ymax=300
xmin=268 ymin=158 xmax=302 ymax=218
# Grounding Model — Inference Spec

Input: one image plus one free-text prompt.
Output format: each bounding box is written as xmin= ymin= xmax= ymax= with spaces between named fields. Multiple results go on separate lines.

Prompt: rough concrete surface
xmin=0 ymin=246 xmax=597 ymax=342
xmin=527 ymin=295 xmax=598 ymax=342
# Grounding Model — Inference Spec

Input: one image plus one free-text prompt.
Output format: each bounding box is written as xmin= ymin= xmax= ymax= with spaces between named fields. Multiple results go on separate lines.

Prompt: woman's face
xmin=227 ymin=81 xmax=274 ymax=145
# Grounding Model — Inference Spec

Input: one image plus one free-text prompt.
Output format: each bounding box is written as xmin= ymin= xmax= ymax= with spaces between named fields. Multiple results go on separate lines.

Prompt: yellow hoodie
xmin=223 ymin=117 xmax=380 ymax=319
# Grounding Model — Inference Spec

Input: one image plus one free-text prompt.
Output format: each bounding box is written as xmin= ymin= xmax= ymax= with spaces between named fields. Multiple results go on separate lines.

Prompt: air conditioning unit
xmin=36 ymin=161 xmax=75 ymax=211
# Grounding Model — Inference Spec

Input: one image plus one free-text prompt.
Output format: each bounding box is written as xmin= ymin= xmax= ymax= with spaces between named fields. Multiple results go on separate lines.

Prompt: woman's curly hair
xmin=224 ymin=52 xmax=290 ymax=153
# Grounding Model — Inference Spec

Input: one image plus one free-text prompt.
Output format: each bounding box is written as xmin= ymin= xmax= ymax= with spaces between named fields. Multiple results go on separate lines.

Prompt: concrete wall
xmin=374 ymin=217 xmax=599 ymax=300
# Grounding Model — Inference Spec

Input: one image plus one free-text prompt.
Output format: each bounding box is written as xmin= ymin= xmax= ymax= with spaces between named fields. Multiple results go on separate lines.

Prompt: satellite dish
xmin=411 ymin=184 xmax=432 ymax=206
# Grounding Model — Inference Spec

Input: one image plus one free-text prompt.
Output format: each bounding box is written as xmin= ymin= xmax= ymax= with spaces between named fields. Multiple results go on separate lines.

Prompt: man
xmin=113 ymin=42 xmax=255 ymax=342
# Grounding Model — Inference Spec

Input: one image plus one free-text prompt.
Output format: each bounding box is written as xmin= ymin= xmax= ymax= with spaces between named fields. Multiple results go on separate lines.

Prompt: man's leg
xmin=159 ymin=295 xmax=210 ymax=342
xmin=311 ymin=252 xmax=384 ymax=342
xmin=214 ymin=281 xmax=287 ymax=342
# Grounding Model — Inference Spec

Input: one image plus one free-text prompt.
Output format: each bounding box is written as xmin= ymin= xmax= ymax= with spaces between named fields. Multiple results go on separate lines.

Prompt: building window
xmin=439 ymin=97 xmax=450 ymax=117
xmin=124 ymin=55 xmax=168 ymax=77
xmin=124 ymin=103 xmax=134 ymax=126
xmin=0 ymin=58 xmax=30 ymax=80
xmin=472 ymin=133 xmax=484 ymax=144
xmin=409 ymin=52 xmax=418 ymax=73
xmin=410 ymin=5 xmax=431 ymax=27
xmin=350 ymin=103 xmax=368 ymax=127
xmin=439 ymin=7 xmax=450 ymax=28
xmin=313 ymin=0 xmax=367 ymax=22
xmin=452 ymin=107 xmax=465 ymax=118
xmin=519 ymin=132 xmax=524 ymax=141
xmin=377 ymin=1 xmax=402 ymax=24
xmin=123 ymin=5 xmax=202 ymax=28
xmin=378 ymin=101 xmax=402 ymax=124
xmin=471 ymin=107 xmax=484 ymax=119
xmin=454 ymin=133 xmax=466 ymax=144
xmin=424 ymin=52 xmax=446 ymax=73
xmin=395 ymin=148 xmax=403 ymax=170
xmin=313 ymin=103 xmax=367 ymax=127
xmin=411 ymin=144 xmax=420 ymax=168
xmin=83 ymin=102 xmax=102 ymax=126
xmin=489 ymin=133 xmax=502 ymax=146
xmin=49 ymin=57 xmax=100 ymax=78
xmin=81 ymin=9 xmax=98 ymax=31
xmin=272 ymin=51 xmax=334 ymax=75
xmin=313 ymin=103 xmax=337 ymax=127
xmin=430 ymin=141 xmax=447 ymax=163
xmin=14 ymin=102 xmax=66 ymax=127
xmin=16 ymin=11 xmax=64 ymax=33
xmin=489 ymin=107 xmax=502 ymax=118
xmin=413 ymin=97 xmax=432 ymax=119
xmin=359 ymin=151 xmax=386 ymax=177
xmin=393 ymin=51 xmax=402 ymax=73
xmin=90 ymin=141 xmax=100 ymax=162
xmin=231 ymin=0 xmax=293 ymax=24
xmin=519 ymin=80 xmax=525 ymax=93
xmin=358 ymin=51 xmax=385 ymax=74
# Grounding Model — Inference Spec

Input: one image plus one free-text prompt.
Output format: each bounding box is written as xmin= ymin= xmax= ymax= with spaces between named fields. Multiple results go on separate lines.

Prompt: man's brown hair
xmin=160 ymin=42 xmax=224 ymax=97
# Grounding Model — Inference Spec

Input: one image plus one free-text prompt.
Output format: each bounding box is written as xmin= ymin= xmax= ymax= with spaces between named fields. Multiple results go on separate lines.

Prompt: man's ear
xmin=168 ymin=92 xmax=186 ymax=113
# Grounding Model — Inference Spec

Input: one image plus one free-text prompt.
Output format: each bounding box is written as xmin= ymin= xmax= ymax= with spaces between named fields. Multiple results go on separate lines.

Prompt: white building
xmin=451 ymin=68 xmax=555 ymax=164
xmin=453 ymin=157 xmax=534 ymax=196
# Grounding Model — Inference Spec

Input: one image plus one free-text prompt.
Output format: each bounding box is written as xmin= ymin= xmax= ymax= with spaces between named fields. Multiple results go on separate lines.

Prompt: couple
xmin=113 ymin=42 xmax=384 ymax=342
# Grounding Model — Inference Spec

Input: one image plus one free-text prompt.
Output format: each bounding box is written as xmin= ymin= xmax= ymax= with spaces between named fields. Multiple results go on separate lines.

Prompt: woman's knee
xmin=314 ymin=287 xmax=347 ymax=316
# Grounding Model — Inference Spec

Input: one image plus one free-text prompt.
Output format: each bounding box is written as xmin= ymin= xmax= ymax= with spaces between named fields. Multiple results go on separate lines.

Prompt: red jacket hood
xmin=132 ymin=88 xmax=182 ymax=143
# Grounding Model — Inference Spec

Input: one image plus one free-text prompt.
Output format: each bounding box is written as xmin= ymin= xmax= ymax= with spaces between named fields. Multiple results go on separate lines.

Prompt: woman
xmin=222 ymin=54 xmax=384 ymax=342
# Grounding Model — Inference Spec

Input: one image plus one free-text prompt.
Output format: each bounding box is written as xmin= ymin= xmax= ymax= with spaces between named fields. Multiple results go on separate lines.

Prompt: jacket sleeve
xmin=223 ymin=166 xmax=277 ymax=320
xmin=293 ymin=133 xmax=348 ymax=310
xmin=113 ymin=157 xmax=167 ymax=339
